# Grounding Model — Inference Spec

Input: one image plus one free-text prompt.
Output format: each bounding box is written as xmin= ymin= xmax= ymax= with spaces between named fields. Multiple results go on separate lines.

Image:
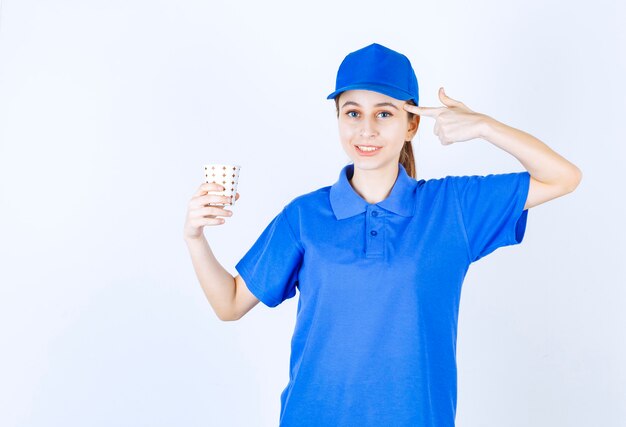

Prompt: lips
xmin=355 ymin=145 xmax=382 ymax=155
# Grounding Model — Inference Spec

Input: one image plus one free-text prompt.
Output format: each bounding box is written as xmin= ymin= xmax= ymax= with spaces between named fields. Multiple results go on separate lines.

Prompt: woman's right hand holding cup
xmin=183 ymin=182 xmax=239 ymax=240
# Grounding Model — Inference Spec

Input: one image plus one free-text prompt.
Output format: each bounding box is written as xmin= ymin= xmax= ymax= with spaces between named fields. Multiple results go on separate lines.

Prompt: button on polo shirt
xmin=235 ymin=162 xmax=531 ymax=427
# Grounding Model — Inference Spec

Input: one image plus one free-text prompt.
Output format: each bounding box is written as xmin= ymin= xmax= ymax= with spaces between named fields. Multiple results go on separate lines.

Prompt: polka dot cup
xmin=204 ymin=164 xmax=241 ymax=206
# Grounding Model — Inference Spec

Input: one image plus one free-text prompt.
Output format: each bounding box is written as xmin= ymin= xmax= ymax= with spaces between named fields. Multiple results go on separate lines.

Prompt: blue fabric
xmin=235 ymin=162 xmax=531 ymax=426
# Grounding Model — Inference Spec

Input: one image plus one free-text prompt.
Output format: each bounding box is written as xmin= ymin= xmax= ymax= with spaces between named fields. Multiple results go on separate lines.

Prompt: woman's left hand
xmin=403 ymin=87 xmax=490 ymax=145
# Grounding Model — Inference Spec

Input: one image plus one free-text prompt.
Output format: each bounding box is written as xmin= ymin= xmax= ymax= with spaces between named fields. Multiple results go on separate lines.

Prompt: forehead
xmin=339 ymin=89 xmax=403 ymax=106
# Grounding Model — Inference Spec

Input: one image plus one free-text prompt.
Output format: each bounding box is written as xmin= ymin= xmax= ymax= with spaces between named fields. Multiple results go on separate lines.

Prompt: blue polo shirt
xmin=235 ymin=162 xmax=530 ymax=426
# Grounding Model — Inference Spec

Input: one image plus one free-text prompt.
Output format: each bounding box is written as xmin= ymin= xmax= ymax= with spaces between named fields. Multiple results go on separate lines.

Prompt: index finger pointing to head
xmin=403 ymin=105 xmax=442 ymax=117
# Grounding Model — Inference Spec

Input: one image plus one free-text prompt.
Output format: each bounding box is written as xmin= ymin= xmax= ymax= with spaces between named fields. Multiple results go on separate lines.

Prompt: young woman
xmin=183 ymin=43 xmax=582 ymax=427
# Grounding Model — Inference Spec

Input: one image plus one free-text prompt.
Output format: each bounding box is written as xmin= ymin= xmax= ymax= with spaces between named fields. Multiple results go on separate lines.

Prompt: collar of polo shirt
xmin=329 ymin=162 xmax=418 ymax=220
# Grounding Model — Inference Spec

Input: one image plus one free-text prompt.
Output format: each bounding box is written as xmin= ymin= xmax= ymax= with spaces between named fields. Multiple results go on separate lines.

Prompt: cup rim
xmin=204 ymin=164 xmax=241 ymax=169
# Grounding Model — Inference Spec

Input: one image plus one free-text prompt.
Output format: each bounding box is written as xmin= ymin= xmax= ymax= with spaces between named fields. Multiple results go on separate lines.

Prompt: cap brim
xmin=326 ymin=83 xmax=416 ymax=104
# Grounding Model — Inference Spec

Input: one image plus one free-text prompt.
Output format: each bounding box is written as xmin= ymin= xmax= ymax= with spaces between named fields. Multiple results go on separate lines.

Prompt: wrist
xmin=184 ymin=233 xmax=206 ymax=244
xmin=479 ymin=114 xmax=498 ymax=140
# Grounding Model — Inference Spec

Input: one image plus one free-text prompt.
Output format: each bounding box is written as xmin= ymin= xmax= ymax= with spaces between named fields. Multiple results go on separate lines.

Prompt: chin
xmin=352 ymin=157 xmax=392 ymax=170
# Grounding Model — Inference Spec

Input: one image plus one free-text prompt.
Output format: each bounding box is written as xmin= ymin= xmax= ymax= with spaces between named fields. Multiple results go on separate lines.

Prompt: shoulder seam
xmin=281 ymin=207 xmax=305 ymax=254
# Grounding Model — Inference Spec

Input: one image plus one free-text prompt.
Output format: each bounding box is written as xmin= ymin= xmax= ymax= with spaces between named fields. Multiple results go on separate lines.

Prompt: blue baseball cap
xmin=327 ymin=43 xmax=419 ymax=106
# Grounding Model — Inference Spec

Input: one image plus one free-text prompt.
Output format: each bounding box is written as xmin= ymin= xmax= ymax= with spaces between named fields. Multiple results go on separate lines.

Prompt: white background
xmin=1 ymin=1 xmax=624 ymax=426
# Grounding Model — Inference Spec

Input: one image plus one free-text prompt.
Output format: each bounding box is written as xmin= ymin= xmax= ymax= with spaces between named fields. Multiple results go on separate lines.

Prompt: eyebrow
xmin=341 ymin=101 xmax=399 ymax=110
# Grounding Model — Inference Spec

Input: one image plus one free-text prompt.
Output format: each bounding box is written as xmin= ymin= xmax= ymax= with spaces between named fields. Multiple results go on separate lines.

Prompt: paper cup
xmin=204 ymin=164 xmax=241 ymax=206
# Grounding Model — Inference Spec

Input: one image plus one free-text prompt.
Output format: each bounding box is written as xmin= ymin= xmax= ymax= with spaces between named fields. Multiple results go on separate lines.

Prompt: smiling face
xmin=336 ymin=89 xmax=419 ymax=171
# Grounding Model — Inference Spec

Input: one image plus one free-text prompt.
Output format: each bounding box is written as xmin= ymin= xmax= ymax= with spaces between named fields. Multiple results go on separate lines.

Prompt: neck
xmin=349 ymin=162 xmax=399 ymax=204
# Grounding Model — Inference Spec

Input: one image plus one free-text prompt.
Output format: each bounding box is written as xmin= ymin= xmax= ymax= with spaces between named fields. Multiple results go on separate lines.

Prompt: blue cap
xmin=327 ymin=43 xmax=419 ymax=106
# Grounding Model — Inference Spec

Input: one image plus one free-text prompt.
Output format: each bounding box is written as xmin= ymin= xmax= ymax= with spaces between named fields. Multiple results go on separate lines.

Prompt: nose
xmin=360 ymin=117 xmax=379 ymax=138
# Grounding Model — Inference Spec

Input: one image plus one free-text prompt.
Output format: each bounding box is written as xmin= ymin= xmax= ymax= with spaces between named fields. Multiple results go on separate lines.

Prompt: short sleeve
xmin=235 ymin=207 xmax=304 ymax=308
xmin=451 ymin=171 xmax=531 ymax=263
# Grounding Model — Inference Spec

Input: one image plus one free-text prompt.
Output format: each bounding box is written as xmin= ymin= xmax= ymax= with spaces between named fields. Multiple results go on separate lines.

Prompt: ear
xmin=406 ymin=114 xmax=420 ymax=140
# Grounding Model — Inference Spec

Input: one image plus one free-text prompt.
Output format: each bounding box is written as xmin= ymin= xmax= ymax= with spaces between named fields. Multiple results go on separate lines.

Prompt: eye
xmin=378 ymin=111 xmax=392 ymax=118
xmin=346 ymin=111 xmax=359 ymax=118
